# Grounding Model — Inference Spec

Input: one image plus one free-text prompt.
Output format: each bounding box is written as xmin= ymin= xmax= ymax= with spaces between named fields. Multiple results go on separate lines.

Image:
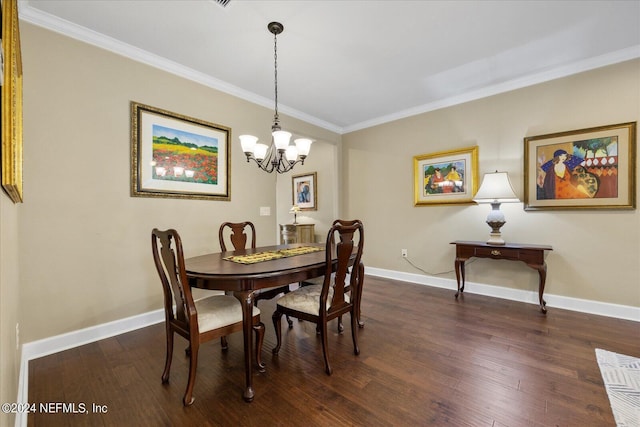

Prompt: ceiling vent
xmin=213 ymin=0 xmax=232 ymax=8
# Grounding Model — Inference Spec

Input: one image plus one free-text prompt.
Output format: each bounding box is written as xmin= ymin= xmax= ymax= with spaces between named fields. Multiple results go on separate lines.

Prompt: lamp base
xmin=486 ymin=232 xmax=505 ymax=245
xmin=486 ymin=210 xmax=506 ymax=245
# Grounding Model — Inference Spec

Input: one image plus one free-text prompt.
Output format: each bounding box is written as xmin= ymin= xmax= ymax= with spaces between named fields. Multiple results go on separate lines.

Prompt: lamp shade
xmin=239 ymin=134 xmax=258 ymax=154
xmin=272 ymin=130 xmax=292 ymax=150
xmin=474 ymin=171 xmax=519 ymax=203
xmin=294 ymin=138 xmax=312 ymax=156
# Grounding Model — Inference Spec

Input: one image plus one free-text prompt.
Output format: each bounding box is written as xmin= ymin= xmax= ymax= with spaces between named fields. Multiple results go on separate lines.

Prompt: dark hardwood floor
xmin=28 ymin=276 xmax=639 ymax=426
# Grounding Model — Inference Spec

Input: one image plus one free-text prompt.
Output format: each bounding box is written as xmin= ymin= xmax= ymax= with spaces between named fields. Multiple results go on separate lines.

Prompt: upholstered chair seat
xmin=276 ymin=284 xmax=350 ymax=316
xmin=195 ymin=295 xmax=261 ymax=333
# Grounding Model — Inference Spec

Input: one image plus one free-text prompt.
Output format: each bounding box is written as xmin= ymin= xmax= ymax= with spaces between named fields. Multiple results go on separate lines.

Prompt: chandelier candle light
xmin=239 ymin=22 xmax=312 ymax=174
xmin=473 ymin=171 xmax=519 ymax=245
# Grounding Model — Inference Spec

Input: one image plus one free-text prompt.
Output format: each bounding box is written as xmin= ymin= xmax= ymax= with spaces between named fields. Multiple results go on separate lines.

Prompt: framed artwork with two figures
xmin=413 ymin=146 xmax=479 ymax=206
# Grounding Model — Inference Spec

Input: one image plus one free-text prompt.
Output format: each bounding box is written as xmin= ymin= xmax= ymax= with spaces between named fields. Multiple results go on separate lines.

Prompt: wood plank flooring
xmin=28 ymin=276 xmax=639 ymax=426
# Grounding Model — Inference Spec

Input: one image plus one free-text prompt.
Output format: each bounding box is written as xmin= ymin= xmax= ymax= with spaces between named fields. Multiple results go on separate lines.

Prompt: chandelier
xmin=239 ymin=22 xmax=312 ymax=174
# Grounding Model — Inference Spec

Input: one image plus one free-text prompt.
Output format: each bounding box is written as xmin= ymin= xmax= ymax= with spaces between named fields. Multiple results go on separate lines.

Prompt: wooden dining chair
xmin=219 ymin=221 xmax=293 ymax=327
xmin=152 ymin=228 xmax=265 ymax=406
xmin=300 ymin=219 xmax=366 ymax=332
xmin=272 ymin=219 xmax=364 ymax=375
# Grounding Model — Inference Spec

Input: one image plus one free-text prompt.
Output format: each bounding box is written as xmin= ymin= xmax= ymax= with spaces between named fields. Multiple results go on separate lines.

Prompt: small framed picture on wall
xmin=292 ymin=172 xmax=317 ymax=210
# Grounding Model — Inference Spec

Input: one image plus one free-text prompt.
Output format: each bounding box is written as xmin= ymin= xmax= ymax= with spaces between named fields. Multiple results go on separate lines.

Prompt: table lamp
xmin=289 ymin=204 xmax=301 ymax=224
xmin=473 ymin=171 xmax=519 ymax=245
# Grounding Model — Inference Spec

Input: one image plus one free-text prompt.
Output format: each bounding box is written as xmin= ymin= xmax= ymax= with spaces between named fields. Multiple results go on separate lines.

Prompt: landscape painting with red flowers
xmin=131 ymin=102 xmax=230 ymax=201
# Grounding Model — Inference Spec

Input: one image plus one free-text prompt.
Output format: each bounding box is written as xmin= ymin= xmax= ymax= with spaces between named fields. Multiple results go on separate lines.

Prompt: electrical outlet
xmin=15 ymin=323 xmax=19 ymax=350
xmin=401 ymin=249 xmax=408 ymax=258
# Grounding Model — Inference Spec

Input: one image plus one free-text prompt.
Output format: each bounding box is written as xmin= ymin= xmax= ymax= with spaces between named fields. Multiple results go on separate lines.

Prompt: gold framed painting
xmin=1 ymin=0 xmax=23 ymax=203
xmin=413 ymin=146 xmax=479 ymax=206
xmin=524 ymin=122 xmax=636 ymax=211
xmin=131 ymin=102 xmax=231 ymax=201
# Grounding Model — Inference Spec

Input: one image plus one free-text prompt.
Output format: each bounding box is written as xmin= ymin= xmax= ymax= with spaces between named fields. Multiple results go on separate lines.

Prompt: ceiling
xmin=21 ymin=0 xmax=640 ymax=134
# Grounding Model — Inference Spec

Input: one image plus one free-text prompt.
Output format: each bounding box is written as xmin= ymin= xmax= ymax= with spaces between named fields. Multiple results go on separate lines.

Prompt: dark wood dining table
xmin=184 ymin=243 xmax=331 ymax=402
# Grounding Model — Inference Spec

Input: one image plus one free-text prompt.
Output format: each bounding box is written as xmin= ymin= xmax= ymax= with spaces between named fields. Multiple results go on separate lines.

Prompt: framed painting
xmin=524 ymin=122 xmax=636 ymax=210
xmin=292 ymin=172 xmax=317 ymax=210
xmin=131 ymin=102 xmax=230 ymax=201
xmin=1 ymin=0 xmax=24 ymax=203
xmin=413 ymin=146 xmax=479 ymax=206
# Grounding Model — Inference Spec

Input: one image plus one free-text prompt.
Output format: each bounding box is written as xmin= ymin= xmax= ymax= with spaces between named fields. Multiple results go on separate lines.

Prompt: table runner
xmin=223 ymin=246 xmax=323 ymax=264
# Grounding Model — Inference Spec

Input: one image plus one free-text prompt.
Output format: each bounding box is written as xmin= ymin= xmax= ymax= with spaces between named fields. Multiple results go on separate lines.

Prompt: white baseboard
xmin=15 ymin=309 xmax=164 ymax=427
xmin=15 ymin=270 xmax=639 ymax=426
xmin=365 ymin=266 xmax=640 ymax=322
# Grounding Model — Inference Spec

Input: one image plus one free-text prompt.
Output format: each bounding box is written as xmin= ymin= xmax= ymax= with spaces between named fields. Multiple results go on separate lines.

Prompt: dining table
xmin=184 ymin=243 xmax=335 ymax=402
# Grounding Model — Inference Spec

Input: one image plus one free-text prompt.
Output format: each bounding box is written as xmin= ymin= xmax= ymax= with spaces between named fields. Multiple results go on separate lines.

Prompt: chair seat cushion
xmin=276 ymin=284 xmax=349 ymax=316
xmin=195 ymin=295 xmax=260 ymax=333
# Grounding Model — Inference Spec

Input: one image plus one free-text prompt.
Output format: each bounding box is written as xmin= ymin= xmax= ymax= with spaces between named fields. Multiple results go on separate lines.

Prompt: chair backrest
xmin=218 ymin=221 xmax=256 ymax=252
xmin=321 ymin=219 xmax=364 ymax=315
xmin=152 ymin=228 xmax=196 ymax=332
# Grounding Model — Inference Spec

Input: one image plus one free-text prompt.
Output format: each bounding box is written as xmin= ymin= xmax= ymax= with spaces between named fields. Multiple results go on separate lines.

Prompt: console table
xmin=450 ymin=240 xmax=553 ymax=313
xmin=280 ymin=223 xmax=315 ymax=244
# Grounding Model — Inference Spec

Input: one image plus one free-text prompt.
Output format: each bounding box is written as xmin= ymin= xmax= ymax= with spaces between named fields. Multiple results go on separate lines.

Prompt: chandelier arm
xmin=245 ymin=152 xmax=303 ymax=174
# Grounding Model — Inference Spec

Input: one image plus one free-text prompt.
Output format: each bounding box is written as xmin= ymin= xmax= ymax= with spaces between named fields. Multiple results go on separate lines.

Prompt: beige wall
xmin=1 ymin=186 xmax=20 ymax=427
xmin=17 ymin=23 xmax=339 ymax=345
xmin=342 ymin=59 xmax=640 ymax=307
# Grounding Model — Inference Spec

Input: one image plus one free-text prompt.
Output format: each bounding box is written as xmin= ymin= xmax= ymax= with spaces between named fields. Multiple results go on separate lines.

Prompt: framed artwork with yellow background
xmin=414 ymin=146 xmax=479 ymax=206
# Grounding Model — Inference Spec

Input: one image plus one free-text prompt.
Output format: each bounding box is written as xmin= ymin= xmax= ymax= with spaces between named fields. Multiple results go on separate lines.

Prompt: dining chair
xmin=300 ymin=219 xmax=366 ymax=331
xmin=272 ymin=219 xmax=364 ymax=375
xmin=152 ymin=228 xmax=265 ymax=406
xmin=219 ymin=221 xmax=293 ymax=327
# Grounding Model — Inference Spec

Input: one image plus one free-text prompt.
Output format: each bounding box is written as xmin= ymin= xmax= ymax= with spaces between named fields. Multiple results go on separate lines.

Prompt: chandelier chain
xmin=273 ymin=30 xmax=279 ymax=129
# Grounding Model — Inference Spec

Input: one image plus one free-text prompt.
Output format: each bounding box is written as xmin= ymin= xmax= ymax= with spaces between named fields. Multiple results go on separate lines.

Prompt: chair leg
xmin=283 ymin=288 xmax=294 ymax=328
xmin=351 ymin=309 xmax=360 ymax=356
xmin=183 ymin=340 xmax=199 ymax=406
xmin=220 ymin=336 xmax=228 ymax=351
xmin=162 ymin=328 xmax=174 ymax=383
xmin=254 ymin=322 xmax=266 ymax=372
xmin=337 ymin=316 xmax=344 ymax=333
xmin=318 ymin=320 xmax=332 ymax=375
xmin=272 ymin=310 xmax=283 ymax=355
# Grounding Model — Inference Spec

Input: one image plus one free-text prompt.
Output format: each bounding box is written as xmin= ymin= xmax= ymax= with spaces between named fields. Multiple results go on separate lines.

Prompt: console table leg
xmin=535 ymin=264 xmax=548 ymax=314
xmin=454 ymin=259 xmax=465 ymax=298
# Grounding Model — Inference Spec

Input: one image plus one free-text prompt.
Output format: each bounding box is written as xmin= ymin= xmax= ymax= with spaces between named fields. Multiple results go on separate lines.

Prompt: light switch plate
xmin=260 ymin=206 xmax=271 ymax=216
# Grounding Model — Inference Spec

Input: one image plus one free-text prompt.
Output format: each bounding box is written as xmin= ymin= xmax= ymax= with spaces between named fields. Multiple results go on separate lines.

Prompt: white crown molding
xmin=18 ymin=3 xmax=343 ymax=135
xmin=344 ymin=45 xmax=640 ymax=133
xmin=19 ymin=3 xmax=640 ymax=136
